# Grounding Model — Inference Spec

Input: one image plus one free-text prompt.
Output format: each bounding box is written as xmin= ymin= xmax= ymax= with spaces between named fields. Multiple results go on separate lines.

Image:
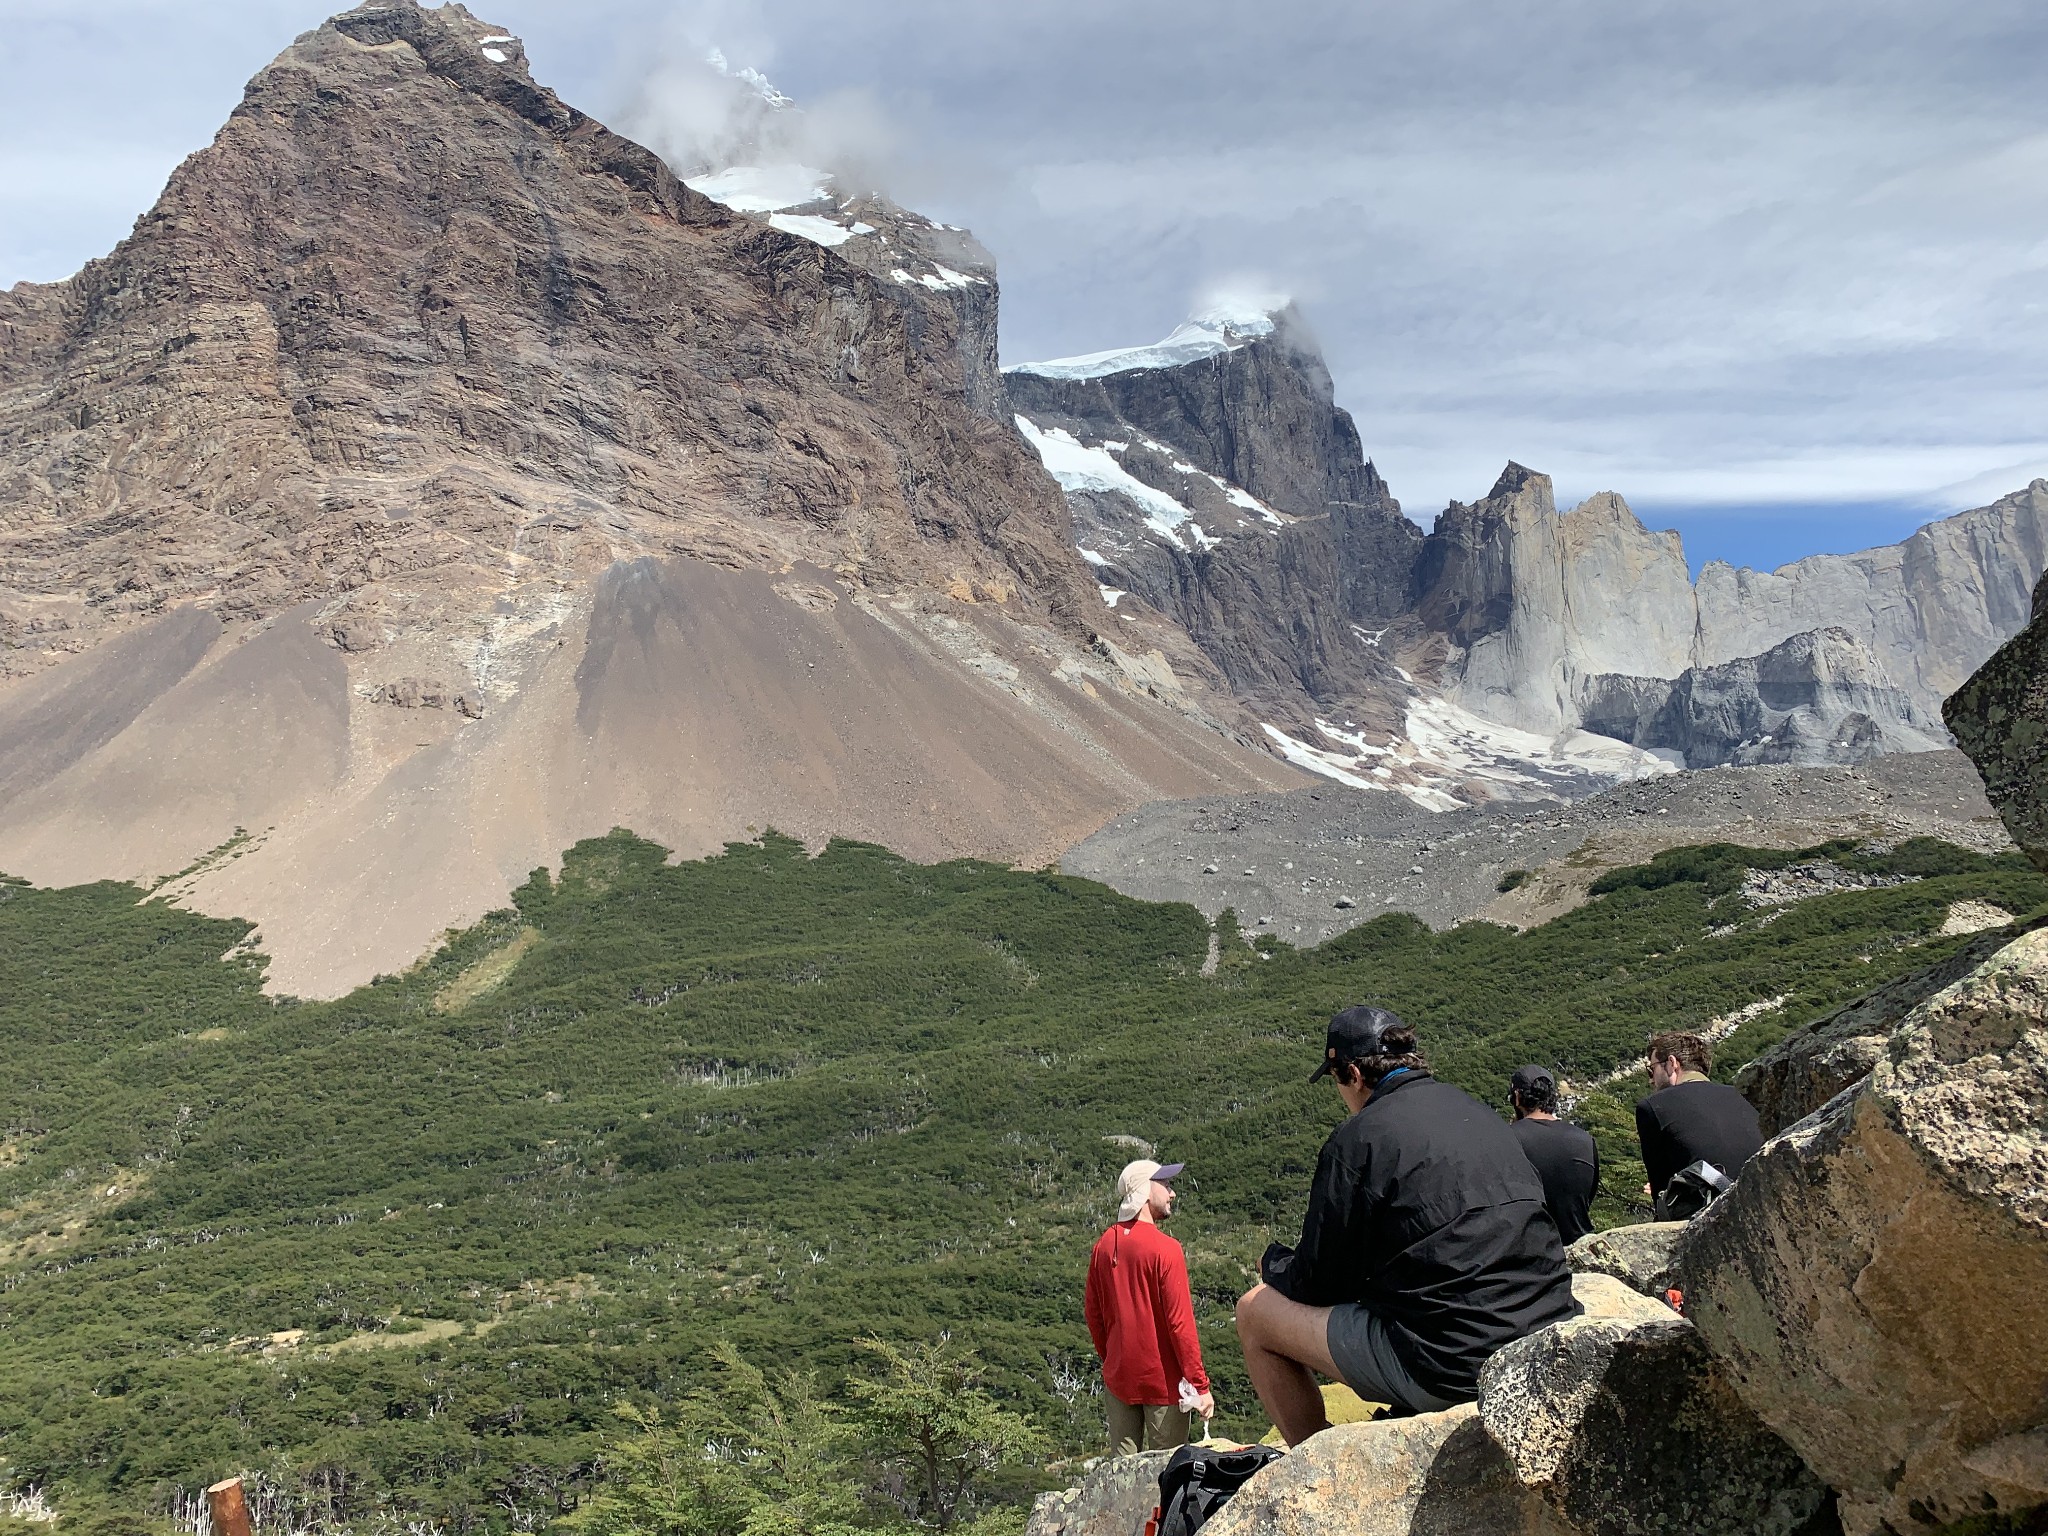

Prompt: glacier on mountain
xmin=1006 ymin=302 xmax=1281 ymax=381
xmin=684 ymin=163 xmax=831 ymax=213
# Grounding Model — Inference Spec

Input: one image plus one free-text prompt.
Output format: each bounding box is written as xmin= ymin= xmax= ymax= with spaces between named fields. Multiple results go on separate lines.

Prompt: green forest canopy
xmin=1 ymin=830 xmax=2041 ymax=1534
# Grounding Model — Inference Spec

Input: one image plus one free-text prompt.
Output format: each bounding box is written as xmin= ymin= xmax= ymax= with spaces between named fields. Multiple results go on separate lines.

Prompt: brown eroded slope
xmin=0 ymin=561 xmax=1296 ymax=997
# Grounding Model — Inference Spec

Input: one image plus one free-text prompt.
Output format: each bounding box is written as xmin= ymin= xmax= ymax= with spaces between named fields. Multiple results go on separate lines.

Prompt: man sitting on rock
xmin=1635 ymin=1030 xmax=1762 ymax=1219
xmin=1508 ymin=1064 xmax=1600 ymax=1245
xmin=1085 ymin=1158 xmax=1215 ymax=1455
xmin=1235 ymin=1007 xmax=1578 ymax=1444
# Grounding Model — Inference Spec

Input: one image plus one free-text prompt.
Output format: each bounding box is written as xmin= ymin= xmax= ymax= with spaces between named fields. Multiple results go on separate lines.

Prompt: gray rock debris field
xmin=1061 ymin=749 xmax=2007 ymax=946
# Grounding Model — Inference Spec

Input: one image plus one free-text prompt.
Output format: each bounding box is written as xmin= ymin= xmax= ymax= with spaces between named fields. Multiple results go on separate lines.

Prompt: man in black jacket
xmin=1235 ymin=1007 xmax=1579 ymax=1444
xmin=1635 ymin=1030 xmax=1762 ymax=1216
xmin=1507 ymin=1065 xmax=1599 ymax=1245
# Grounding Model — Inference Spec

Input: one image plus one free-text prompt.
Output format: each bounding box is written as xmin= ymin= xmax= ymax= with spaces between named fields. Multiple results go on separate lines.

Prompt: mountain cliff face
xmin=1693 ymin=480 xmax=2048 ymax=700
xmin=0 ymin=0 xmax=1092 ymax=674
xmin=0 ymin=2 xmax=1301 ymax=995
xmin=1579 ymin=627 xmax=1950 ymax=768
xmin=1414 ymin=468 xmax=1697 ymax=733
xmin=1011 ymin=307 xmax=2048 ymax=788
xmin=1004 ymin=306 xmax=1424 ymax=738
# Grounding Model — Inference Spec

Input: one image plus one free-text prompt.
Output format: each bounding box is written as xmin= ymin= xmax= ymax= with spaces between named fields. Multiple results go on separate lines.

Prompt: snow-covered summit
xmin=1005 ymin=301 xmax=1283 ymax=382
xmin=683 ymin=164 xmax=831 ymax=214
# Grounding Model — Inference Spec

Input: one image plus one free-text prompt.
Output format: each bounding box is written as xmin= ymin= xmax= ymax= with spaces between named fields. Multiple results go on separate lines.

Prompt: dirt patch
xmin=0 ymin=1164 xmax=147 ymax=1266
xmin=434 ymin=926 xmax=543 ymax=1013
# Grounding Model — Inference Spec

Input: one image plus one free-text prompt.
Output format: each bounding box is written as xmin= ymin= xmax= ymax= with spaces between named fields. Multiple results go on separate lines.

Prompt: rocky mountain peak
xmin=1485 ymin=460 xmax=1548 ymax=501
xmin=0 ymin=0 xmax=1105 ymax=679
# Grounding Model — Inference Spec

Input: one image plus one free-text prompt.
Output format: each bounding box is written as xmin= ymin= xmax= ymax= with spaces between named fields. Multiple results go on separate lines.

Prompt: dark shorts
xmin=1325 ymin=1303 xmax=1461 ymax=1414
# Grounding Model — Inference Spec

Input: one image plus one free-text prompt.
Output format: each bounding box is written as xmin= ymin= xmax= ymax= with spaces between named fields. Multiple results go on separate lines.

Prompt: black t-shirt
xmin=1510 ymin=1116 xmax=1600 ymax=1246
xmin=1634 ymin=1079 xmax=1763 ymax=1196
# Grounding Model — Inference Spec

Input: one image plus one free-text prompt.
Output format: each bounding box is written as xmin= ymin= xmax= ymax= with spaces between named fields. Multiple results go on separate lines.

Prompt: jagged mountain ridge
xmin=0 ymin=1 xmax=1302 ymax=997
xmin=1008 ymin=309 xmax=2048 ymax=788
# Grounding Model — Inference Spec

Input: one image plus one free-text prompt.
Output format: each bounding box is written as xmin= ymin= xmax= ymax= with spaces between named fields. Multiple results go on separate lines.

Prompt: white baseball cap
xmin=1115 ymin=1159 xmax=1185 ymax=1221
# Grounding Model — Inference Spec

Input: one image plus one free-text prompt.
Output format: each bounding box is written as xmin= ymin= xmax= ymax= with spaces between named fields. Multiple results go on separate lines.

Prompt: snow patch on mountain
xmin=1263 ymin=693 xmax=1676 ymax=813
xmin=1006 ymin=302 xmax=1281 ymax=382
xmin=769 ymin=212 xmax=862 ymax=246
xmin=1013 ymin=416 xmax=1215 ymax=553
xmin=685 ymin=164 xmax=829 ymax=213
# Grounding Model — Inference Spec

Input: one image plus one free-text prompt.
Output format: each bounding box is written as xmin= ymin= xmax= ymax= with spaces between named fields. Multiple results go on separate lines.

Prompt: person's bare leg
xmin=1235 ymin=1284 xmax=1342 ymax=1446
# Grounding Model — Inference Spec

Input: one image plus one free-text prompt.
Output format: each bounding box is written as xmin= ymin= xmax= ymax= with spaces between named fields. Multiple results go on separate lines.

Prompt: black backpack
xmin=1653 ymin=1159 xmax=1733 ymax=1222
xmin=1150 ymin=1444 xmax=1285 ymax=1536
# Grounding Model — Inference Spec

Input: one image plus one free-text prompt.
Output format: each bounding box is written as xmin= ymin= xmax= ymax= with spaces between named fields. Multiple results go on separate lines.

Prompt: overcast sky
xmin=4 ymin=0 xmax=2046 ymax=572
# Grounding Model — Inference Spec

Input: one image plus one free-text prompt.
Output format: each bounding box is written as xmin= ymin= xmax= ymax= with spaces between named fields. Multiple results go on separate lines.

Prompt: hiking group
xmin=1082 ymin=1007 xmax=1763 ymax=1452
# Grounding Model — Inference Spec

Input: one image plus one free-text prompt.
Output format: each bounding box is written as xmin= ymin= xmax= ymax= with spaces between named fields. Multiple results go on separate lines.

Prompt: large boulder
xmin=1736 ymin=927 xmax=2021 ymax=1134
xmin=1678 ymin=926 xmax=2048 ymax=1536
xmin=1479 ymin=1282 xmax=1833 ymax=1536
xmin=1025 ymin=1450 xmax=1174 ymax=1536
xmin=1565 ymin=1223 xmax=1687 ymax=1298
xmin=1200 ymin=1405 xmax=1560 ymax=1536
xmin=1946 ymin=567 xmax=2048 ymax=871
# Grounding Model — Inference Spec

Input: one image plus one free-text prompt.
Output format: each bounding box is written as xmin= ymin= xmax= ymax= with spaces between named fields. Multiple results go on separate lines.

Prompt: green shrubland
xmin=0 ymin=831 xmax=2039 ymax=1533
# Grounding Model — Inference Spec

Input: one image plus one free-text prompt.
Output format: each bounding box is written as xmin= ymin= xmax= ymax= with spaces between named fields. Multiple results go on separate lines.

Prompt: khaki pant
xmin=1107 ymin=1391 xmax=1194 ymax=1456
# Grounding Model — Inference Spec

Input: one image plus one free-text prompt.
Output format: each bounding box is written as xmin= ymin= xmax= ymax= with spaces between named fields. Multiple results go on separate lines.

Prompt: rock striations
xmin=0 ymin=1 xmax=1302 ymax=995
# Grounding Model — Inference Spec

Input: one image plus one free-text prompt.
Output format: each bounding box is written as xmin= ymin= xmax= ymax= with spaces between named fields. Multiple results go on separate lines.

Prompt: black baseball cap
xmin=1511 ymin=1065 xmax=1556 ymax=1097
xmin=1308 ymin=1005 xmax=1411 ymax=1084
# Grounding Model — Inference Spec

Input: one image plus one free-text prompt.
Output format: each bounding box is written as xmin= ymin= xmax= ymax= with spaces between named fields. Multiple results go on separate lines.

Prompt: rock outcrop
xmin=1023 ymin=1450 xmax=1173 ymax=1536
xmin=1946 ymin=565 xmax=2048 ymax=871
xmin=1480 ymin=1279 xmax=1834 ymax=1536
xmin=1565 ymin=1222 xmax=1687 ymax=1299
xmin=1032 ymin=1276 xmax=1831 ymax=1536
xmin=1679 ymin=927 xmax=2048 ymax=1535
xmin=1735 ymin=925 xmax=2023 ymax=1135
xmin=1199 ymin=1407 xmax=1553 ymax=1536
xmin=1580 ymin=627 xmax=1950 ymax=768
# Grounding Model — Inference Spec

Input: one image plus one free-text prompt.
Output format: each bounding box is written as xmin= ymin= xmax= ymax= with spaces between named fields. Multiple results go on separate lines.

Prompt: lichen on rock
xmin=1679 ymin=927 xmax=2048 ymax=1535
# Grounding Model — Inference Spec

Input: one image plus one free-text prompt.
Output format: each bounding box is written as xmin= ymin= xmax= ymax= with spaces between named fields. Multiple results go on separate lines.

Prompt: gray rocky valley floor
xmin=1062 ymin=749 xmax=2009 ymax=946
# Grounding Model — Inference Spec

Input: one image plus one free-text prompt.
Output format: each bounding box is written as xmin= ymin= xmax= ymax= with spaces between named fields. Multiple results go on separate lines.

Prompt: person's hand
xmin=1642 ymin=1182 xmax=1653 ymax=1199
xmin=1195 ymin=1390 xmax=1215 ymax=1418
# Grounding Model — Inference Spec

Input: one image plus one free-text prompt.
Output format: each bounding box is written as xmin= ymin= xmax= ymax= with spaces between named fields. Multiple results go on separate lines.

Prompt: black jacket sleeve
xmin=1262 ymin=1139 xmax=1369 ymax=1306
xmin=1635 ymin=1098 xmax=1674 ymax=1196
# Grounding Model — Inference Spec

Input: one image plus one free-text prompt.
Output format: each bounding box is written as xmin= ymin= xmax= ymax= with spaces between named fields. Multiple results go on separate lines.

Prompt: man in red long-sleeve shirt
xmin=1084 ymin=1158 xmax=1215 ymax=1455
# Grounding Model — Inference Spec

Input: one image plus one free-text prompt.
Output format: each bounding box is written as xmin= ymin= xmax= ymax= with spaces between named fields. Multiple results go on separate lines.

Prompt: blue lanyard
xmin=1370 ymin=1067 xmax=1413 ymax=1100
